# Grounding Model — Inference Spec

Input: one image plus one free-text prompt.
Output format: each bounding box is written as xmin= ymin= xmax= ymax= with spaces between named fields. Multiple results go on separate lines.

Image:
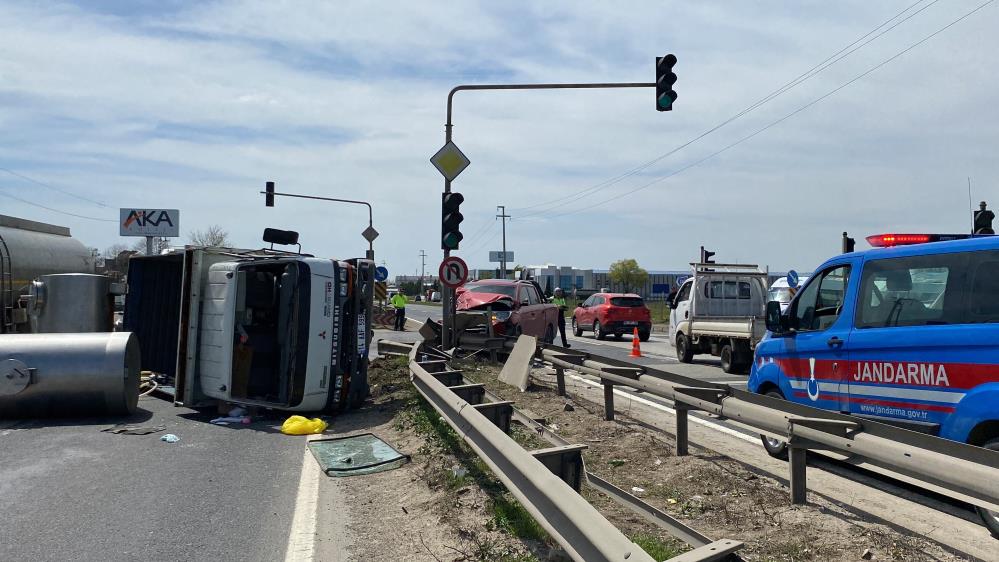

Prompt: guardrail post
xmin=555 ymin=365 xmax=566 ymax=397
xmin=603 ymin=381 xmax=614 ymax=421
xmin=675 ymin=403 xmax=689 ymax=456
xmin=789 ymin=446 xmax=807 ymax=504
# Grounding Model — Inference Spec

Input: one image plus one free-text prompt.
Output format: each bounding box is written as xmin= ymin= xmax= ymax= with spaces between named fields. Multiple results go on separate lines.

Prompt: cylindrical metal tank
xmin=27 ymin=274 xmax=114 ymax=333
xmin=0 ymin=332 xmax=140 ymax=418
xmin=0 ymin=215 xmax=95 ymax=294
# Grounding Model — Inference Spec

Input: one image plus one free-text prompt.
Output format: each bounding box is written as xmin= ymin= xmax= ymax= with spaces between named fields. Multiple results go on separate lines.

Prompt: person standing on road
xmin=391 ymin=292 xmax=408 ymax=331
xmin=552 ymin=287 xmax=571 ymax=348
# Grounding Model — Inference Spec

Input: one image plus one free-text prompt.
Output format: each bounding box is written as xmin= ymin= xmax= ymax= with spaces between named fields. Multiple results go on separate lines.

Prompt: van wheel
xmin=720 ymin=345 xmax=736 ymax=373
xmin=760 ymin=390 xmax=789 ymax=459
xmin=572 ymin=316 xmax=583 ymax=337
xmin=676 ymin=333 xmax=693 ymax=363
xmin=976 ymin=438 xmax=999 ymax=537
xmin=593 ymin=320 xmax=606 ymax=340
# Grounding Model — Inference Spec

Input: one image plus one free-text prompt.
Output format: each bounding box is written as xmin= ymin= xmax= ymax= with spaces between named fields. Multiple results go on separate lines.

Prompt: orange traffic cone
xmin=630 ymin=327 xmax=642 ymax=358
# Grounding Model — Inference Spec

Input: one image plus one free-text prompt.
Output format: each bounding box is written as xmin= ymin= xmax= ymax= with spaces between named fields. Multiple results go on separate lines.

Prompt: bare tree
xmin=131 ymin=237 xmax=172 ymax=255
xmin=189 ymin=224 xmax=231 ymax=247
xmin=103 ymin=244 xmax=130 ymax=259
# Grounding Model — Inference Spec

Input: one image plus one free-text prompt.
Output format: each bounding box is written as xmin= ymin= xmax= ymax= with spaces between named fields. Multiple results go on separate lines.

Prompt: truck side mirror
xmin=667 ymin=291 xmax=678 ymax=309
xmin=765 ymin=300 xmax=786 ymax=334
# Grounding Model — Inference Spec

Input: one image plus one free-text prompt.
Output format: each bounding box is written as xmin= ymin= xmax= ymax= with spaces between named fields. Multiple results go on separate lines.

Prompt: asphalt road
xmin=0 ymin=398 xmax=304 ymax=562
xmin=405 ymin=302 xmax=746 ymax=385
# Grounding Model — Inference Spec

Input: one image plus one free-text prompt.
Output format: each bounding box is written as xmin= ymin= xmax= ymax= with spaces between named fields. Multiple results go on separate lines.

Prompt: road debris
xmin=101 ymin=424 xmax=166 ymax=435
xmin=160 ymin=434 xmax=180 ymax=443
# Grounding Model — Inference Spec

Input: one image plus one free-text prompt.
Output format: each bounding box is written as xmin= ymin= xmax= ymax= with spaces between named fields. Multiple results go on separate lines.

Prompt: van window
xmin=968 ymin=258 xmax=999 ymax=321
xmin=792 ymin=265 xmax=850 ymax=331
xmin=856 ymin=255 xmax=954 ymax=328
xmin=704 ymin=281 xmax=751 ymax=299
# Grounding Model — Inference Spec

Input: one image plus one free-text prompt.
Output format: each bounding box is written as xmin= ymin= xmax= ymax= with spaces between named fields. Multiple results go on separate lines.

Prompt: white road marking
xmin=284 ymin=435 xmax=323 ymax=562
xmin=569 ymin=374 xmax=758 ymax=444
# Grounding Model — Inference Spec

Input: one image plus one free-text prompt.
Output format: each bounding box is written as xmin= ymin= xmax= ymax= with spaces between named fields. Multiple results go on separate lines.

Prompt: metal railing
xmin=537 ymin=343 xmax=999 ymax=514
xmin=406 ymin=342 xmax=744 ymax=562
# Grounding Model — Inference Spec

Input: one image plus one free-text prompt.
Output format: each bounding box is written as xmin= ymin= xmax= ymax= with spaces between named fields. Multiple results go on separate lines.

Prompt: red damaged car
xmin=456 ymin=280 xmax=559 ymax=343
xmin=572 ymin=293 xmax=652 ymax=341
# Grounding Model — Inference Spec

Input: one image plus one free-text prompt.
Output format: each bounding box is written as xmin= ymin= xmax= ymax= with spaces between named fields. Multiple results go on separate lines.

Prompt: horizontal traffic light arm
xmin=259 ymin=188 xmax=373 ymax=226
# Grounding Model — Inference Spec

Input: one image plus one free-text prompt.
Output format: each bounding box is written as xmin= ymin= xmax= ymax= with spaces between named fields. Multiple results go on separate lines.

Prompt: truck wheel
xmin=593 ymin=320 xmax=606 ymax=340
xmin=720 ymin=345 xmax=736 ymax=373
xmin=760 ymin=390 xmax=789 ymax=459
xmin=976 ymin=438 xmax=999 ymax=537
xmin=572 ymin=316 xmax=583 ymax=337
xmin=676 ymin=333 xmax=693 ymax=363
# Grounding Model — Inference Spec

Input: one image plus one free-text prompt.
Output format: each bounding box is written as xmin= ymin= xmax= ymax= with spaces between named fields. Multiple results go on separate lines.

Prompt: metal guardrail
xmin=537 ymin=343 xmax=999 ymax=515
xmin=408 ymin=343 xmax=657 ymax=562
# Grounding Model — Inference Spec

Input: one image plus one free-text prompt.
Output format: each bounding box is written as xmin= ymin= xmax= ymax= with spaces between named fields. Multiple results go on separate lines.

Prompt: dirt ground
xmin=458 ymin=358 xmax=984 ymax=562
xmin=332 ymin=356 xmax=557 ymax=562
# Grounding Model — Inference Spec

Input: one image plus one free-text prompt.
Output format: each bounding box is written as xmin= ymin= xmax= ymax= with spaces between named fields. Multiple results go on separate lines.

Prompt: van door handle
xmin=827 ymin=336 xmax=844 ymax=348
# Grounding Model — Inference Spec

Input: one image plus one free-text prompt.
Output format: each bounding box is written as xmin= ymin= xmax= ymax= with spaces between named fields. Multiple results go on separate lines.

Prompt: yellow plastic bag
xmin=280 ymin=415 xmax=328 ymax=435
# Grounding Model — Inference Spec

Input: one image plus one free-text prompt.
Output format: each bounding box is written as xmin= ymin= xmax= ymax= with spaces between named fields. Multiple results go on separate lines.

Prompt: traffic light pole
xmin=262 ymin=189 xmax=376 ymax=260
xmin=440 ymin=81 xmax=657 ymax=348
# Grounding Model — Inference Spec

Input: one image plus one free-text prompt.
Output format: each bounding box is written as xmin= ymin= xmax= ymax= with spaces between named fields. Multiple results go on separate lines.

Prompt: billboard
xmin=489 ymin=251 xmax=514 ymax=262
xmin=119 ymin=209 xmax=180 ymax=237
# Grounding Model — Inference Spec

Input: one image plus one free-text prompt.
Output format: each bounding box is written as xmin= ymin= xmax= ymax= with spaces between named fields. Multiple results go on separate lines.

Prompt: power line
xmin=534 ymin=0 xmax=995 ymax=221
xmin=0 ymin=188 xmax=117 ymax=222
xmin=0 ymin=167 xmax=108 ymax=208
xmin=512 ymin=0 xmax=940 ymax=218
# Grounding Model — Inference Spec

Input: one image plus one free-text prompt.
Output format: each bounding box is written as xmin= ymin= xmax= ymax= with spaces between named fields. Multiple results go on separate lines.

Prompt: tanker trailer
xmin=0 ymin=214 xmax=95 ymax=333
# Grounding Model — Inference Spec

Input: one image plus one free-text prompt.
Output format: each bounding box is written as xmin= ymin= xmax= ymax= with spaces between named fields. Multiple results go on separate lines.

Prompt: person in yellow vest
xmin=552 ymin=287 xmax=570 ymax=348
xmin=391 ymin=292 xmax=407 ymax=331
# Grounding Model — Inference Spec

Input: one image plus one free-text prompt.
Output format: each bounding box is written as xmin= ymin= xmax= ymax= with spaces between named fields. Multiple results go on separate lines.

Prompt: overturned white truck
xmin=124 ymin=236 xmax=374 ymax=413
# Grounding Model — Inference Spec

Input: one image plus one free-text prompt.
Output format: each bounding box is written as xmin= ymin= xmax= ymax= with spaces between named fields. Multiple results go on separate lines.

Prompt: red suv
xmin=572 ymin=293 xmax=651 ymax=341
xmin=456 ymin=280 xmax=560 ymax=343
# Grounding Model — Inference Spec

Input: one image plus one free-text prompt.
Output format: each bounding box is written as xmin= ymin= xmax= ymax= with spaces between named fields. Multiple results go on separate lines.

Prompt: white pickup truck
xmin=668 ymin=263 xmax=768 ymax=373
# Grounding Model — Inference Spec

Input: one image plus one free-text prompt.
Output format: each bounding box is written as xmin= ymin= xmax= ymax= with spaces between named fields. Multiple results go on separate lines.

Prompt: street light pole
xmin=261 ymin=188 xmax=376 ymax=260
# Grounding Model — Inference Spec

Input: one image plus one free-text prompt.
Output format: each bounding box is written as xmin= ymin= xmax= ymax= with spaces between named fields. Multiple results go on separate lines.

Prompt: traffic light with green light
xmin=441 ymin=192 xmax=464 ymax=250
xmin=656 ymin=54 xmax=677 ymax=111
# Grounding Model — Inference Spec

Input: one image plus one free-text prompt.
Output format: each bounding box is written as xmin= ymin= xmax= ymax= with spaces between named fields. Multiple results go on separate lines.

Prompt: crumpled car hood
xmin=456 ymin=292 xmax=514 ymax=310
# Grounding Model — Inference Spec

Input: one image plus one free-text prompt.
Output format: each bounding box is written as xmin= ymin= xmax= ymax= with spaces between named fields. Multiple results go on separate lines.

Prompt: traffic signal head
xmin=441 ymin=192 xmax=465 ymax=250
xmin=974 ymin=201 xmax=994 ymax=235
xmin=656 ymin=54 xmax=678 ymax=111
xmin=265 ymin=181 xmax=275 ymax=207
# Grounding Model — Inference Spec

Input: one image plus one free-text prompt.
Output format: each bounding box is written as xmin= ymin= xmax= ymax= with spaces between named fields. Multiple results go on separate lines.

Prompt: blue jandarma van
xmin=749 ymin=234 xmax=999 ymax=534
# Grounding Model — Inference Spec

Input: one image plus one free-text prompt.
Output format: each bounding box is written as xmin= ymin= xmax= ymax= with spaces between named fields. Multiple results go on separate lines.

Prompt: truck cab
xmin=668 ymin=263 xmax=768 ymax=373
xmin=124 ymin=246 xmax=373 ymax=413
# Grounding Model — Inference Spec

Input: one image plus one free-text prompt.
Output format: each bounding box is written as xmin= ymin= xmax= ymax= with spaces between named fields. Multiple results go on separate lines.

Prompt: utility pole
xmin=496 ymin=205 xmax=511 ymax=279
xmin=419 ymin=249 xmax=427 ymax=292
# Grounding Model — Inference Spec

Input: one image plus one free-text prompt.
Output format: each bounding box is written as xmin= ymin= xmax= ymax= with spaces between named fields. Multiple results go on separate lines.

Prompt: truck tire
xmin=720 ymin=344 xmax=736 ymax=373
xmin=676 ymin=333 xmax=693 ymax=363
xmin=760 ymin=390 xmax=789 ymax=459
xmin=593 ymin=320 xmax=606 ymax=340
xmin=572 ymin=316 xmax=583 ymax=337
xmin=976 ymin=437 xmax=999 ymax=537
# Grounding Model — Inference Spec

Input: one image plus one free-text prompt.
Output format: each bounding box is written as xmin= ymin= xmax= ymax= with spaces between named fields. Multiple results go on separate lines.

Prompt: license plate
xmin=624 ymin=321 xmax=638 ymax=326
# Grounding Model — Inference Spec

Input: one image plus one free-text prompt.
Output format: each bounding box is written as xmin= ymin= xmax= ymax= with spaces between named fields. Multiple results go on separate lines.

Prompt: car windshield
xmin=768 ymin=288 xmax=792 ymax=303
xmin=610 ymin=297 xmax=644 ymax=307
xmin=463 ymin=284 xmax=517 ymax=298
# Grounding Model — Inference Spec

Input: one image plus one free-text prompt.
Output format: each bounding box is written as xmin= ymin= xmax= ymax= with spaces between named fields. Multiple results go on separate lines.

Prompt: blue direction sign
xmin=375 ymin=266 xmax=389 ymax=282
xmin=787 ymin=270 xmax=799 ymax=289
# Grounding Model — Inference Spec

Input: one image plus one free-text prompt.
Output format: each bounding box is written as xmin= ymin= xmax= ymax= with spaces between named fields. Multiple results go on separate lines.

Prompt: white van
xmin=767 ymin=276 xmax=809 ymax=313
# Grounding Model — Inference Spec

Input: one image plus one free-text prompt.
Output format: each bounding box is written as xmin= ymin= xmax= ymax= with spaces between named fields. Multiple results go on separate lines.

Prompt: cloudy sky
xmin=1 ymin=0 xmax=997 ymax=277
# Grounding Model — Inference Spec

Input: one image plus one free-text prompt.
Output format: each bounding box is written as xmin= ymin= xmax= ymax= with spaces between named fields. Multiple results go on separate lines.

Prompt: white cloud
xmin=0 ymin=0 xmax=996 ymax=277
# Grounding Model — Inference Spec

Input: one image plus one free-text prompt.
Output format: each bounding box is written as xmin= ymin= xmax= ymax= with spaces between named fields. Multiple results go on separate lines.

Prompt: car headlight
xmin=491 ymin=311 xmax=512 ymax=322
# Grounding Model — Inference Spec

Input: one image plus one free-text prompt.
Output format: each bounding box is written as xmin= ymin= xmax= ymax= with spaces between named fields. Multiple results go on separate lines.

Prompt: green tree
xmin=608 ymin=258 xmax=648 ymax=293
